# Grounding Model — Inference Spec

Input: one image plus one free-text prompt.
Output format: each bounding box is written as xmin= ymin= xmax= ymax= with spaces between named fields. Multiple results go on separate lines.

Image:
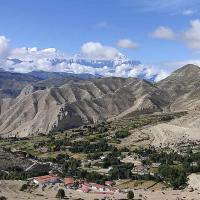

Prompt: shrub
xmin=56 ymin=189 xmax=65 ymax=199
xmin=0 ymin=196 xmax=7 ymax=200
xmin=55 ymin=153 xmax=69 ymax=164
xmin=127 ymin=190 xmax=134 ymax=199
xmin=20 ymin=183 xmax=28 ymax=191
xmin=115 ymin=130 xmax=129 ymax=139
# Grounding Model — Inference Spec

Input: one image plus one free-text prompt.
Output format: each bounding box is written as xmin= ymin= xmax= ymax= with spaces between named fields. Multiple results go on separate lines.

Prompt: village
xmin=32 ymin=174 xmax=120 ymax=195
xmin=1 ymin=136 xmax=200 ymax=199
xmin=27 ymin=152 xmax=163 ymax=197
xmin=1 ymin=116 xmax=200 ymax=199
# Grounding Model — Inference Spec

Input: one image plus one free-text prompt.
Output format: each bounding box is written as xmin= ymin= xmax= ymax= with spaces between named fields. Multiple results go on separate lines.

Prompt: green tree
xmin=127 ymin=190 xmax=134 ymax=199
xmin=0 ymin=196 xmax=7 ymax=200
xmin=56 ymin=189 xmax=65 ymax=199
xmin=20 ymin=184 xmax=28 ymax=191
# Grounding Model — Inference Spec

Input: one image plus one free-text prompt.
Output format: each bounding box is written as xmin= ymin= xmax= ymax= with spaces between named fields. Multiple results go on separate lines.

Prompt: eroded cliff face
xmin=0 ymin=77 xmax=170 ymax=137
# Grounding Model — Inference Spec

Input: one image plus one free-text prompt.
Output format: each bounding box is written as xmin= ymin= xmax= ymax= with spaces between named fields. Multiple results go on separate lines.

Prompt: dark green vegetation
xmin=134 ymin=148 xmax=200 ymax=188
xmin=0 ymin=166 xmax=48 ymax=181
xmin=20 ymin=183 xmax=28 ymax=191
xmin=0 ymin=112 xmax=186 ymax=159
xmin=61 ymin=157 xmax=107 ymax=184
xmin=69 ymin=140 xmax=113 ymax=153
xmin=127 ymin=191 xmax=135 ymax=199
xmin=56 ymin=189 xmax=65 ymax=199
xmin=115 ymin=130 xmax=130 ymax=139
xmin=0 ymin=196 xmax=7 ymax=200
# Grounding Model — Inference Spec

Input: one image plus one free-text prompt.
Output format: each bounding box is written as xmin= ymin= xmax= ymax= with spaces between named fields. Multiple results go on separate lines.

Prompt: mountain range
xmin=5 ymin=55 xmax=159 ymax=82
xmin=0 ymin=64 xmax=199 ymax=138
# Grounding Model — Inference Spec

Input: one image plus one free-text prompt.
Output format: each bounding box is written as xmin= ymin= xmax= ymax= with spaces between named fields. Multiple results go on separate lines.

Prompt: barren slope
xmin=120 ymin=114 xmax=200 ymax=149
xmin=0 ymin=77 xmax=169 ymax=137
xmin=157 ymin=64 xmax=200 ymax=111
xmin=119 ymin=64 xmax=200 ymax=149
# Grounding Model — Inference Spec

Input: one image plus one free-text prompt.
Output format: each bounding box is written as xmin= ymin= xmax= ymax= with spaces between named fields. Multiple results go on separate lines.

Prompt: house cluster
xmin=77 ymin=180 xmax=119 ymax=194
xmin=65 ymin=178 xmax=119 ymax=194
xmin=32 ymin=174 xmax=120 ymax=194
xmin=131 ymin=162 xmax=161 ymax=176
xmin=122 ymin=155 xmax=161 ymax=176
xmin=132 ymin=165 xmax=150 ymax=176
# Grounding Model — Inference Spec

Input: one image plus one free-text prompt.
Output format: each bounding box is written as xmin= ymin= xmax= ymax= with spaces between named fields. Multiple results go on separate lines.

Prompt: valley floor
xmin=0 ymin=180 xmax=200 ymax=200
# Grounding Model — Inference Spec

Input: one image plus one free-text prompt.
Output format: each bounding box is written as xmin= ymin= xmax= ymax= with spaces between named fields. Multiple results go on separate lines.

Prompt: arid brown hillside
xmin=157 ymin=64 xmax=200 ymax=111
xmin=0 ymin=77 xmax=169 ymax=137
xmin=0 ymin=64 xmax=200 ymax=137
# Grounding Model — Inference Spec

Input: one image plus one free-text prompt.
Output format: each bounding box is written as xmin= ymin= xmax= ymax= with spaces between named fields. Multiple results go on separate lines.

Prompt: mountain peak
xmin=157 ymin=64 xmax=200 ymax=100
xmin=158 ymin=64 xmax=200 ymax=85
xmin=172 ymin=64 xmax=200 ymax=75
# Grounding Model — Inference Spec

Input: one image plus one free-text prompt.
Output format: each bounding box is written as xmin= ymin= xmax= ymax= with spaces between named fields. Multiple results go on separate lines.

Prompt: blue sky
xmin=0 ymin=0 xmax=200 ymax=79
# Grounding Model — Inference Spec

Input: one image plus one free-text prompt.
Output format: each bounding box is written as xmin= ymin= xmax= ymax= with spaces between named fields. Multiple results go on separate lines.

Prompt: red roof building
xmin=91 ymin=183 xmax=105 ymax=191
xmin=81 ymin=184 xmax=90 ymax=193
xmin=82 ymin=182 xmax=90 ymax=187
xmin=33 ymin=175 xmax=59 ymax=185
xmin=64 ymin=177 xmax=75 ymax=186
xmin=105 ymin=181 xmax=114 ymax=186
xmin=105 ymin=186 xmax=118 ymax=192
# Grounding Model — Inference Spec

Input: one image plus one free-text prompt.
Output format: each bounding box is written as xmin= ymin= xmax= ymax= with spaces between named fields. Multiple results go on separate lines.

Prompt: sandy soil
xmin=188 ymin=173 xmax=200 ymax=190
xmin=121 ymin=112 xmax=200 ymax=149
xmin=0 ymin=180 xmax=200 ymax=200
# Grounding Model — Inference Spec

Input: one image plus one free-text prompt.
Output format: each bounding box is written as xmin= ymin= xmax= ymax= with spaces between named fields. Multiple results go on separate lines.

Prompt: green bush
xmin=0 ymin=196 xmax=7 ymax=200
xmin=127 ymin=190 xmax=134 ymax=199
xmin=158 ymin=165 xmax=187 ymax=188
xmin=20 ymin=183 xmax=28 ymax=191
xmin=115 ymin=130 xmax=129 ymax=139
xmin=56 ymin=189 xmax=65 ymax=199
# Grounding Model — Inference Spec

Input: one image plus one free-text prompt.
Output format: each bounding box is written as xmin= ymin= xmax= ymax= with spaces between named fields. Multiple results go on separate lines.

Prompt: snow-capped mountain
xmin=4 ymin=52 xmax=163 ymax=82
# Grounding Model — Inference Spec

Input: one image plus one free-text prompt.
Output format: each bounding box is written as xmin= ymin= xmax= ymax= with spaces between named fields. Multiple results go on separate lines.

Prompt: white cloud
xmin=6 ymin=44 xmax=165 ymax=82
xmin=151 ymin=26 xmax=176 ymax=40
xmin=6 ymin=47 xmax=61 ymax=73
xmin=154 ymin=70 xmax=169 ymax=82
xmin=0 ymin=36 xmax=10 ymax=60
xmin=129 ymin=67 xmax=143 ymax=77
xmin=117 ymin=39 xmax=139 ymax=49
xmin=182 ymin=19 xmax=200 ymax=50
xmin=151 ymin=19 xmax=200 ymax=52
xmin=81 ymin=42 xmax=120 ymax=59
xmin=41 ymin=48 xmax=57 ymax=53
xmin=182 ymin=9 xmax=194 ymax=15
